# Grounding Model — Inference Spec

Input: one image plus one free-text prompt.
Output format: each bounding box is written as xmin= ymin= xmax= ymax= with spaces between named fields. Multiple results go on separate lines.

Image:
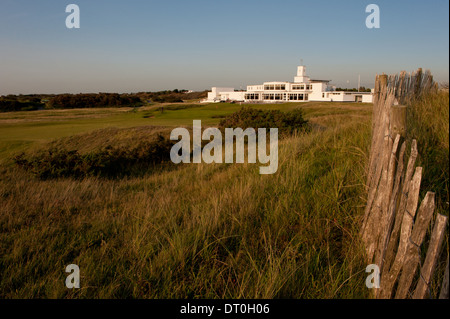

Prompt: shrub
xmin=0 ymin=100 xmax=41 ymax=112
xmin=14 ymin=134 xmax=175 ymax=179
xmin=218 ymin=107 xmax=308 ymax=137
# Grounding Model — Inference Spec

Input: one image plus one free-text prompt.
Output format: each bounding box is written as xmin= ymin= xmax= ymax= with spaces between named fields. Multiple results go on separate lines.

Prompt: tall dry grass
xmin=0 ymin=106 xmax=373 ymax=298
xmin=406 ymin=88 xmax=449 ymax=296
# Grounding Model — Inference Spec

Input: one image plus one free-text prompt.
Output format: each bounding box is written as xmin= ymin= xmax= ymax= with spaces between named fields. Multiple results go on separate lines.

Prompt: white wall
xmin=219 ymin=91 xmax=245 ymax=101
xmin=205 ymin=87 xmax=236 ymax=102
xmin=323 ymin=92 xmax=373 ymax=102
xmin=247 ymin=85 xmax=264 ymax=91
xmin=362 ymin=94 xmax=373 ymax=103
xmin=308 ymin=82 xmax=327 ymax=101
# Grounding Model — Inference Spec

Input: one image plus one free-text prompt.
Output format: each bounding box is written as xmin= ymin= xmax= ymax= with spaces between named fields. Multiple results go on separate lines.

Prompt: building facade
xmin=203 ymin=62 xmax=373 ymax=103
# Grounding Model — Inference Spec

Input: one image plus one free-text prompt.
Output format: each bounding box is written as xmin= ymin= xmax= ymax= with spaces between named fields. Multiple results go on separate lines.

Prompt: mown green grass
xmin=0 ymin=102 xmax=374 ymax=298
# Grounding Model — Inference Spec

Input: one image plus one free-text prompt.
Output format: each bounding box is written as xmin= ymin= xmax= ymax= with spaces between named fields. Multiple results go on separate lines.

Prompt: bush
xmin=14 ymin=134 xmax=175 ymax=179
xmin=218 ymin=107 xmax=308 ymax=137
xmin=0 ymin=100 xmax=41 ymax=112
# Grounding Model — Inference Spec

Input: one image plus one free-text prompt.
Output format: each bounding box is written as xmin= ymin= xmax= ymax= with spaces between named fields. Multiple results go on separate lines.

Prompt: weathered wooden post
xmin=413 ymin=214 xmax=448 ymax=299
xmin=363 ymin=69 xmax=447 ymax=299
xmin=389 ymin=105 xmax=407 ymax=138
xmin=367 ymin=74 xmax=389 ymax=187
xmin=395 ymin=192 xmax=435 ymax=298
xmin=362 ymin=73 xmax=389 ymax=249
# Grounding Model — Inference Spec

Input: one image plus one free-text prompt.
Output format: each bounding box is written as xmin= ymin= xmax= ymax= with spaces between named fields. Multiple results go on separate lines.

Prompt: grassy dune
xmin=0 ymin=102 xmax=375 ymax=298
xmin=0 ymin=92 xmax=446 ymax=299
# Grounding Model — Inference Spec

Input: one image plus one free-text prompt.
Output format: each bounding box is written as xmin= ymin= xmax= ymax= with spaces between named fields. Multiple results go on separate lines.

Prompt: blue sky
xmin=1 ymin=0 xmax=448 ymax=94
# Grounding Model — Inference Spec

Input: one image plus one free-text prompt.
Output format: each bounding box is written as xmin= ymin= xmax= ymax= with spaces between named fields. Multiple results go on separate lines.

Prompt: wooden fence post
xmin=395 ymin=192 xmax=435 ymax=298
xmin=413 ymin=214 xmax=448 ymax=299
xmin=378 ymin=167 xmax=423 ymax=299
xmin=383 ymin=140 xmax=418 ymax=272
xmin=363 ymin=69 xmax=445 ymax=299
xmin=390 ymin=105 xmax=407 ymax=138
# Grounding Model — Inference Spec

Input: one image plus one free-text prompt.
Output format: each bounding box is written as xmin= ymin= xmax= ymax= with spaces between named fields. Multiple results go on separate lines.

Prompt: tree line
xmin=47 ymin=93 xmax=142 ymax=109
xmin=0 ymin=97 xmax=43 ymax=112
xmin=135 ymin=90 xmax=207 ymax=103
xmin=0 ymin=90 xmax=208 ymax=112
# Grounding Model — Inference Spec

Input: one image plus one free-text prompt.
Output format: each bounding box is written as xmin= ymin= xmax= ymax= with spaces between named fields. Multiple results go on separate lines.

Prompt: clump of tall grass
xmin=13 ymin=133 xmax=175 ymax=179
xmin=407 ymin=88 xmax=449 ymax=212
xmin=0 ymin=104 xmax=373 ymax=299
xmin=406 ymin=87 xmax=449 ymax=297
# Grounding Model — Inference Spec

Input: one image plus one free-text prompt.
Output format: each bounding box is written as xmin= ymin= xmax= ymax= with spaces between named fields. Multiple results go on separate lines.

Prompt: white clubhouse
xmin=203 ymin=62 xmax=373 ymax=104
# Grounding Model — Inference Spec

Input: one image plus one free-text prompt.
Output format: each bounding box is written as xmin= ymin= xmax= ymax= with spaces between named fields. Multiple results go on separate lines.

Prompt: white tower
xmin=294 ymin=60 xmax=310 ymax=83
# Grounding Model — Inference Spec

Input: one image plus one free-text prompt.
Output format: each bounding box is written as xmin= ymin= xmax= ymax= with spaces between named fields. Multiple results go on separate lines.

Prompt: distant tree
xmin=47 ymin=93 xmax=142 ymax=109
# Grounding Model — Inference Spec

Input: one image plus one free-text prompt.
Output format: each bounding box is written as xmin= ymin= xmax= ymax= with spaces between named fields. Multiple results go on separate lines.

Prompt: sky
xmin=0 ymin=0 xmax=449 ymax=95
